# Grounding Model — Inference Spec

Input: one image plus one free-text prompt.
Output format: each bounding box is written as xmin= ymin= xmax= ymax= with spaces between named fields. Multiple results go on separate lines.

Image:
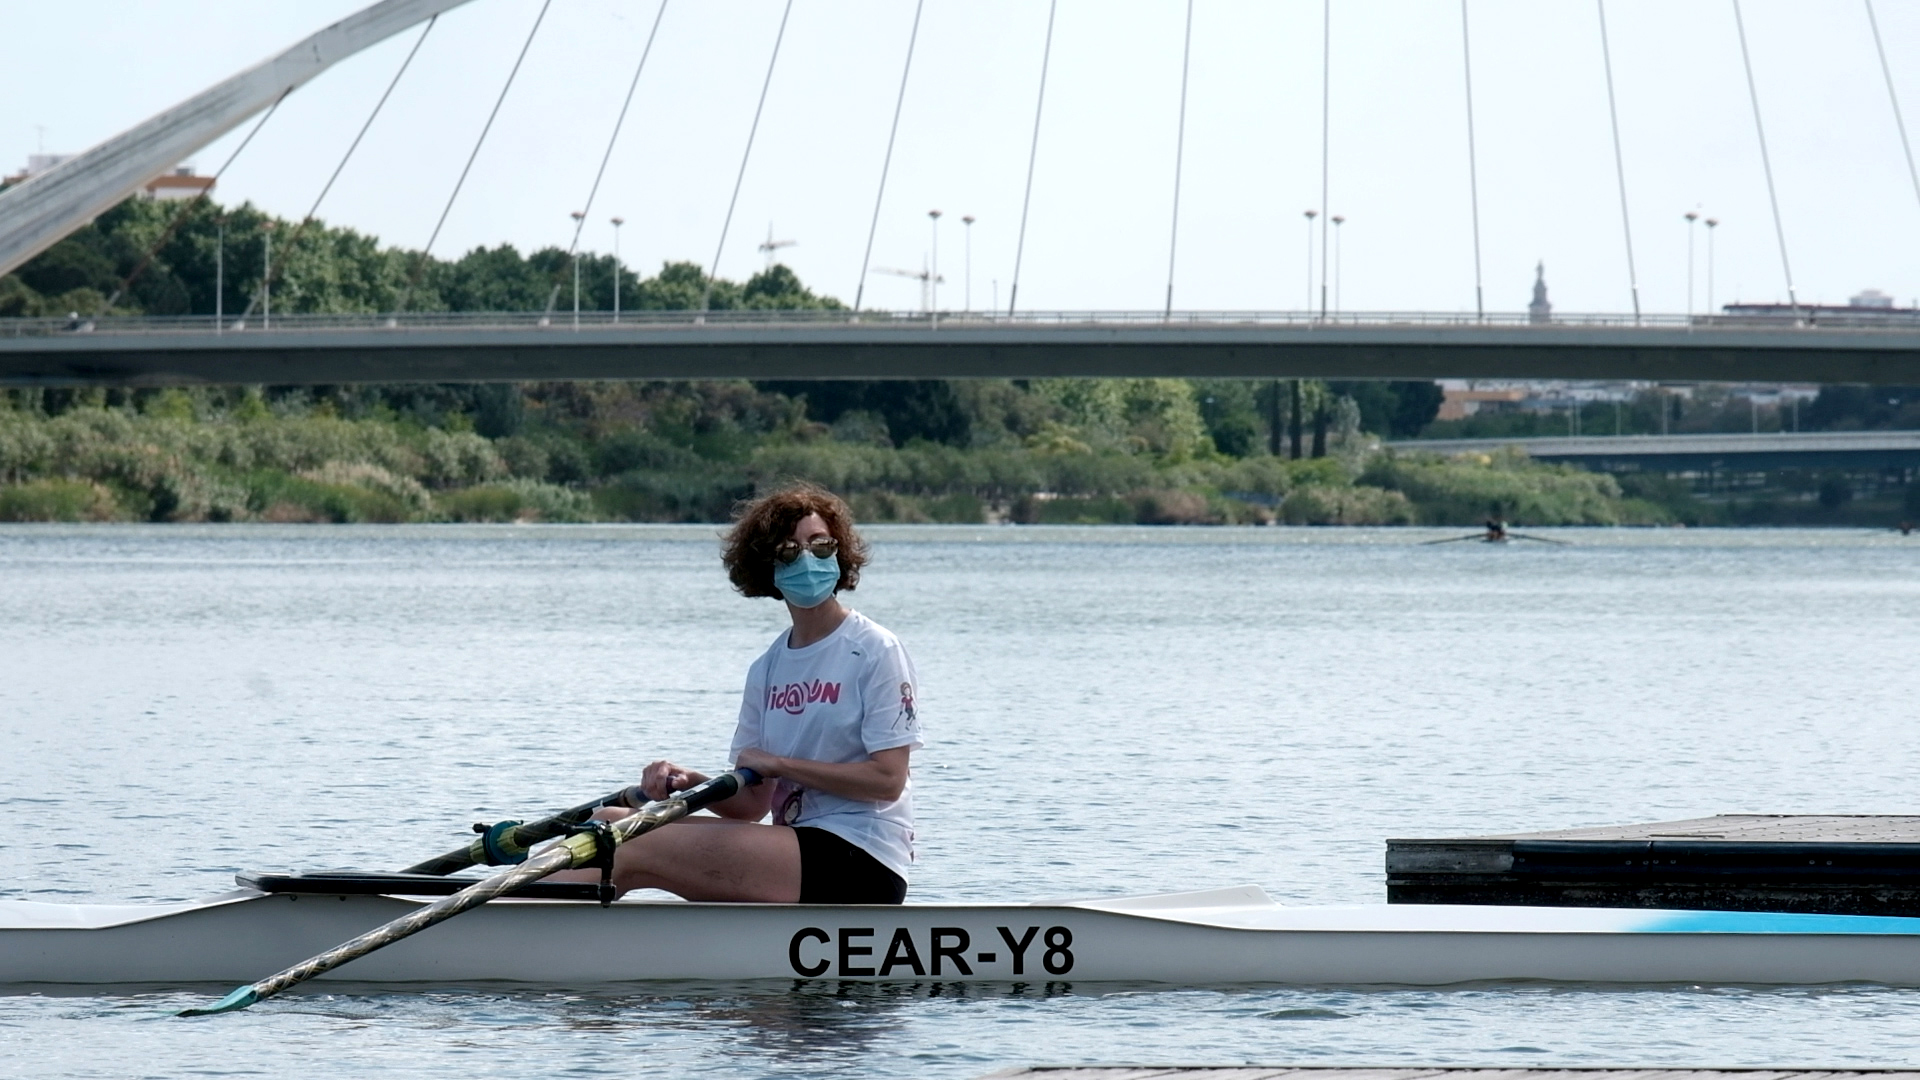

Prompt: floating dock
xmin=975 ymin=1060 xmax=1920 ymax=1068
xmin=1388 ymin=815 xmax=1920 ymax=916
xmin=982 ymin=1070 xmax=1920 ymax=1080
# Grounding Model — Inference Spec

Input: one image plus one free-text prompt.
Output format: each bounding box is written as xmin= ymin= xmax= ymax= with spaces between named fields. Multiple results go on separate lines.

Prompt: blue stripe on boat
xmin=1644 ymin=910 xmax=1920 ymax=935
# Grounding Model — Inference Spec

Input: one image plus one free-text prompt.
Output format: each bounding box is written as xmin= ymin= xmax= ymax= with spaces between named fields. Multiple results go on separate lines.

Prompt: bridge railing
xmin=4 ymin=308 xmax=1917 ymax=338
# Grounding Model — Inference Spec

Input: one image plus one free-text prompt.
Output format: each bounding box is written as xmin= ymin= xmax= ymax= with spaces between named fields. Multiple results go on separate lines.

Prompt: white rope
xmin=1008 ymin=0 xmax=1058 ymax=317
xmin=399 ymin=0 xmax=554 ymax=313
xmin=853 ymin=0 xmax=927 ymax=314
xmin=1460 ymin=0 xmax=1485 ymax=322
xmin=701 ymin=0 xmax=795 ymax=313
xmin=1866 ymin=0 xmax=1920 ymax=222
xmin=1317 ymin=0 xmax=1330 ymax=321
xmin=239 ymin=15 xmax=438 ymax=322
xmin=1596 ymin=0 xmax=1642 ymax=324
xmin=1732 ymin=0 xmax=1800 ymax=316
xmin=1164 ymin=0 xmax=1195 ymax=320
xmin=566 ymin=0 xmax=670 ymax=260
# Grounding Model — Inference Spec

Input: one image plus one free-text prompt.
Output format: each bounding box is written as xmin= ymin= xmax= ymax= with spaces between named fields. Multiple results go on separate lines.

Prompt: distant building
xmin=141 ymin=165 xmax=215 ymax=201
xmin=1436 ymin=384 xmax=1529 ymax=421
xmin=1 ymin=152 xmax=74 ymax=187
xmin=1528 ymin=262 xmax=1552 ymax=324
xmin=1 ymin=156 xmax=213 ymax=201
xmin=1717 ymin=289 xmax=1917 ymax=325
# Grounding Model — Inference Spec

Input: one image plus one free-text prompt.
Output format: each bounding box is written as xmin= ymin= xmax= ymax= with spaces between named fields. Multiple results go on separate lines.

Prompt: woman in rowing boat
xmin=556 ymin=484 xmax=921 ymax=904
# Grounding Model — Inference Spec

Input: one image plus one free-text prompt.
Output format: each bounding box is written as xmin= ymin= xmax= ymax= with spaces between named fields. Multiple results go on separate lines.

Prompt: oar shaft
xmin=184 ymin=769 xmax=756 ymax=1016
xmin=400 ymin=785 xmax=649 ymax=876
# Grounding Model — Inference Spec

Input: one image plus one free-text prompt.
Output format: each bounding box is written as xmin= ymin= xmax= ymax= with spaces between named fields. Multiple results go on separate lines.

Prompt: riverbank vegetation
xmin=1 ymin=193 xmax=1900 ymax=527
xmin=0 ymin=378 xmax=1680 ymax=527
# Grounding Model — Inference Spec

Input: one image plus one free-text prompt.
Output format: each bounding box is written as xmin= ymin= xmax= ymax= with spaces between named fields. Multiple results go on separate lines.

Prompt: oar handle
xmin=400 ymin=784 xmax=652 ymax=877
xmin=400 ymin=770 xmax=759 ymax=876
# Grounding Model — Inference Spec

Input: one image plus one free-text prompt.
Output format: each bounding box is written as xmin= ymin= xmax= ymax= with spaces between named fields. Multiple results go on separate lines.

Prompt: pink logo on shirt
xmin=768 ymin=680 xmax=842 ymax=714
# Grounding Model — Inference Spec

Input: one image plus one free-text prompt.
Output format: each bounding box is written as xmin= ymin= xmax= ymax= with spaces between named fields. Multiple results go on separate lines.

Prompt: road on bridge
xmin=5 ymin=313 xmax=1920 ymax=386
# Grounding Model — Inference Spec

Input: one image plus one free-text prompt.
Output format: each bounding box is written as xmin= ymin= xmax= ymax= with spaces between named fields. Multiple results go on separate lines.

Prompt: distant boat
xmin=1422 ymin=520 xmax=1568 ymax=546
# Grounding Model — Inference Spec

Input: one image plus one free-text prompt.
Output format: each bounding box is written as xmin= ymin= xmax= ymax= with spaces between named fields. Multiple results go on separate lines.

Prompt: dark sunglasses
xmin=773 ymin=537 xmax=840 ymax=565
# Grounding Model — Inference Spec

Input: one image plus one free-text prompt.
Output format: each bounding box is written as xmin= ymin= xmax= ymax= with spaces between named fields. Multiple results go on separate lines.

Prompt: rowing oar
xmin=1506 ymin=532 xmax=1569 ymax=546
xmin=1420 ymin=532 xmax=1491 ymax=545
xmin=180 ymin=768 xmax=759 ymax=1017
xmin=400 ymin=785 xmax=654 ymax=876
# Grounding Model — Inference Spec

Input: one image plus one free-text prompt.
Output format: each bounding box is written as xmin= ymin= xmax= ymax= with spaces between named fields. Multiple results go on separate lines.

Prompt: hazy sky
xmin=8 ymin=0 xmax=1920 ymax=315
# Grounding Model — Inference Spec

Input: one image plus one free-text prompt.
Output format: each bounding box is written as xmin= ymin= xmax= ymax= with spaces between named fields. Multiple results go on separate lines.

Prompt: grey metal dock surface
xmin=975 ymin=1060 xmax=1920 ymax=1068
xmin=1388 ymin=815 xmax=1920 ymax=916
xmin=981 ymin=1070 xmax=1920 ymax=1080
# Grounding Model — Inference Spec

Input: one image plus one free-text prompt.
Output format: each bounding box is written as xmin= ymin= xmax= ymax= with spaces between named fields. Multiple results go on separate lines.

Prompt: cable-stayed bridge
xmin=4 ymin=311 xmax=1920 ymax=386
xmin=5 ymin=0 xmax=1920 ymax=386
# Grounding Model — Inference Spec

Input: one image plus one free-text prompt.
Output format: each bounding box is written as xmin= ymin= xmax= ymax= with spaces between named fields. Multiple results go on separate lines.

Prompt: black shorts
xmin=792 ymin=826 xmax=907 ymax=905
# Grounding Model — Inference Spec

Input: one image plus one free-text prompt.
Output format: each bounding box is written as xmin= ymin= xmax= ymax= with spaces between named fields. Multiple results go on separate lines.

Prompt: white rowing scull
xmin=9 ymin=882 xmax=1920 ymax=987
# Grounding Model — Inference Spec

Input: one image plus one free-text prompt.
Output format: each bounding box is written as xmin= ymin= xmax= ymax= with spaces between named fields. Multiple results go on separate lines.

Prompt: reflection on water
xmin=3 ymin=524 xmax=1919 ymax=1077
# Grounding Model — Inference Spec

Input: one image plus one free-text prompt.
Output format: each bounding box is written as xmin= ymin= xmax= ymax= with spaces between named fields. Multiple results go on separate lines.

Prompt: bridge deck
xmin=5 ymin=314 xmax=1920 ymax=386
xmin=1387 ymin=431 xmax=1920 ymax=470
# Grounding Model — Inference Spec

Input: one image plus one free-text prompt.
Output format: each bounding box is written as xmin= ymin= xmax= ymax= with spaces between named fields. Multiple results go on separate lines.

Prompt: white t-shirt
xmin=730 ymin=610 xmax=923 ymax=881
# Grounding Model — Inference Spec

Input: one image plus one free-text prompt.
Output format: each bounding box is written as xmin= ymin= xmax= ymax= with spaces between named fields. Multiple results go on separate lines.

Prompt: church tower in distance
xmin=1528 ymin=262 xmax=1553 ymax=324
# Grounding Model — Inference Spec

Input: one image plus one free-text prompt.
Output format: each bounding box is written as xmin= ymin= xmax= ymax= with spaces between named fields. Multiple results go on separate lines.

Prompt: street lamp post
xmin=961 ymin=215 xmax=975 ymax=315
xmin=1302 ymin=209 xmax=1318 ymax=315
xmin=215 ymin=217 xmax=225 ymax=333
xmin=1685 ymin=211 xmax=1699 ymax=319
xmin=1705 ymin=217 xmax=1720 ymax=317
xmin=1331 ymin=214 xmax=1346 ymax=316
xmin=261 ymin=221 xmax=274 ymax=331
xmin=569 ymin=211 xmax=585 ymax=329
xmin=610 ymin=217 xmax=625 ymax=323
xmin=928 ymin=209 xmax=943 ymax=314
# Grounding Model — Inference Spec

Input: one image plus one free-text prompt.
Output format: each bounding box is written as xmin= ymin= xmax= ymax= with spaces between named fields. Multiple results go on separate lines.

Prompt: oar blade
xmin=179 ymin=985 xmax=260 ymax=1017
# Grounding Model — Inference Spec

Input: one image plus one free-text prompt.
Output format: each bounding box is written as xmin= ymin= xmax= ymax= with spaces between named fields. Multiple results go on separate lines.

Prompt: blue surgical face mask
xmin=774 ymin=551 xmax=840 ymax=609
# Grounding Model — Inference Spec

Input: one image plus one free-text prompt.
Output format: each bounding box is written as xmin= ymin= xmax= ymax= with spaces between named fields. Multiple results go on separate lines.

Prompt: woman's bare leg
xmin=547 ymin=815 xmax=800 ymax=902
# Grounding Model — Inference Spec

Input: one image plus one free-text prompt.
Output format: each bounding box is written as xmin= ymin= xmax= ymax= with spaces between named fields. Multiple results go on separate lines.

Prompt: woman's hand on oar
xmin=181 ymin=768 xmax=760 ymax=1017
xmin=401 ymin=784 xmax=653 ymax=876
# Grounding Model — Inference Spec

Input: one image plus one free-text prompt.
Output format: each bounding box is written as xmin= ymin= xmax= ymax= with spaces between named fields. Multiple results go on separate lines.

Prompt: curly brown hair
xmin=722 ymin=483 xmax=870 ymax=601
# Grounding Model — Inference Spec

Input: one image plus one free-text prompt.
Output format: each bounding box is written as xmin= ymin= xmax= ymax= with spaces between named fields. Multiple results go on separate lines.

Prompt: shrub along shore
xmin=0 ymin=381 xmax=1674 ymax=527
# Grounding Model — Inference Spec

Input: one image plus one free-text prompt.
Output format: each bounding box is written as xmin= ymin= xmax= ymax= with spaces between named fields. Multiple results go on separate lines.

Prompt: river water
xmin=2 ymin=523 xmax=1918 ymax=1078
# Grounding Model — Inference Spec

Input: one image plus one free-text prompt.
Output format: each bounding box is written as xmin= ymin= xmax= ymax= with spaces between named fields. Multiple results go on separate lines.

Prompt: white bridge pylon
xmin=0 ymin=0 xmax=478 ymax=280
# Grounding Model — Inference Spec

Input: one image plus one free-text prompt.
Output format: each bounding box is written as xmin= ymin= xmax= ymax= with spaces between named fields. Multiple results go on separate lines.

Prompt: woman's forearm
xmin=755 ymin=747 xmax=910 ymax=803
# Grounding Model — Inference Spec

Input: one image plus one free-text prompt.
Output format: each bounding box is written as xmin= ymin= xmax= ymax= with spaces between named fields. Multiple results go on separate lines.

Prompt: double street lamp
xmin=928 ymin=209 xmax=943 ymax=313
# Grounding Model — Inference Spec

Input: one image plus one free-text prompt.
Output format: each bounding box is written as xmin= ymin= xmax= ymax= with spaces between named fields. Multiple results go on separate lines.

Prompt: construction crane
xmin=872 ymin=262 xmax=945 ymax=313
xmin=756 ymin=223 xmax=796 ymax=270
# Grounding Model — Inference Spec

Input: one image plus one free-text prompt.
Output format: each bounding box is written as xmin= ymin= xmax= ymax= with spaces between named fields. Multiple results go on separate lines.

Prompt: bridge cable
xmin=1318 ymin=0 xmax=1330 ymax=321
xmin=235 ymin=15 xmax=438 ymax=325
xmin=699 ymin=0 xmax=796 ymax=314
xmin=1007 ymin=0 xmax=1058 ymax=317
xmin=852 ymin=0 xmax=926 ymax=315
xmin=1865 ymin=0 xmax=1920 ymax=221
xmin=1163 ymin=0 xmax=1195 ymax=321
xmin=1731 ymin=0 xmax=1800 ymax=318
xmin=1595 ymin=0 xmax=1642 ymax=324
xmin=1460 ymin=0 xmax=1485 ymax=322
xmin=396 ymin=0 xmax=554 ymax=314
xmin=544 ymin=0 xmax=672 ymax=318
xmin=93 ymin=91 xmax=289 ymax=317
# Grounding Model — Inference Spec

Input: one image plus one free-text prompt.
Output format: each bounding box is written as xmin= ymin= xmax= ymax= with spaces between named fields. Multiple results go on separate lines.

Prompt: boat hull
xmin=9 ymin=886 xmax=1920 ymax=987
